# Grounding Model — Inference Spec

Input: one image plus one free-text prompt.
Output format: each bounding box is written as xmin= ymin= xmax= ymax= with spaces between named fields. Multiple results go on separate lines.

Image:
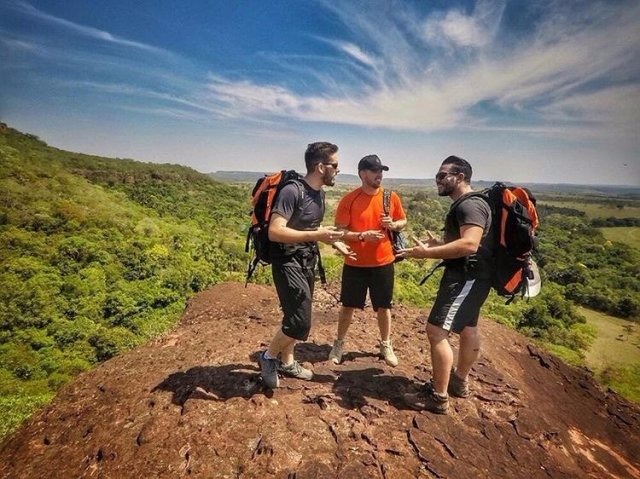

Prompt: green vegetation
xmin=598 ymin=364 xmax=640 ymax=404
xmin=580 ymin=307 xmax=640 ymax=402
xmin=600 ymin=227 xmax=640 ymax=250
xmin=0 ymin=126 xmax=249 ymax=437
xmin=540 ymin=199 xmax=640 ymax=219
xmin=1 ymin=125 xmax=638 ymax=439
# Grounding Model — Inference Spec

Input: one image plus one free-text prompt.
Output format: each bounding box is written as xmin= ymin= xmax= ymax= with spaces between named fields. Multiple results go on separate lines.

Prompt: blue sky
xmin=1 ymin=0 xmax=639 ymax=186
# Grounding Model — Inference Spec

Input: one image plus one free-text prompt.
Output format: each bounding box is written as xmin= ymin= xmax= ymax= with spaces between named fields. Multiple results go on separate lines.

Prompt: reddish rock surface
xmin=1 ymin=282 xmax=639 ymax=478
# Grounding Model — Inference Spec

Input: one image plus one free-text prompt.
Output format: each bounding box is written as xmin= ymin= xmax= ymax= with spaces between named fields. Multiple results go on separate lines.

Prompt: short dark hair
xmin=442 ymin=155 xmax=472 ymax=183
xmin=305 ymin=142 xmax=338 ymax=173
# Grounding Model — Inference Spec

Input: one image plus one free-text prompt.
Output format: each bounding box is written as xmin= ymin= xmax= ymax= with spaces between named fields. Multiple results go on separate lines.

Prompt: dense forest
xmin=1 ymin=125 xmax=638 ymax=437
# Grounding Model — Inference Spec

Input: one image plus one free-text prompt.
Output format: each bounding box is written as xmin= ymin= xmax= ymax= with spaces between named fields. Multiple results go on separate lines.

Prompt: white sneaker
xmin=380 ymin=340 xmax=398 ymax=367
xmin=328 ymin=339 xmax=344 ymax=364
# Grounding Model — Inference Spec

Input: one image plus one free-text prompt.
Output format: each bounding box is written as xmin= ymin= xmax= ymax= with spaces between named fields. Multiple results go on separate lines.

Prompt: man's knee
xmin=460 ymin=326 xmax=479 ymax=341
xmin=427 ymin=323 xmax=449 ymax=343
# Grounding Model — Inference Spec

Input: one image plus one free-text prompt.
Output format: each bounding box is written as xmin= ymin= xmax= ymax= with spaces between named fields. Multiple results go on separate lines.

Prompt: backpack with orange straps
xmin=244 ymin=170 xmax=303 ymax=284
xmin=421 ymin=182 xmax=540 ymax=303
xmin=484 ymin=182 xmax=540 ymax=302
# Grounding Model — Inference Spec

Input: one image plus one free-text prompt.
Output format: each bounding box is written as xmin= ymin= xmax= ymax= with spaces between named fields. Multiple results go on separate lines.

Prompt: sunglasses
xmin=435 ymin=171 xmax=459 ymax=181
xmin=323 ymin=162 xmax=339 ymax=169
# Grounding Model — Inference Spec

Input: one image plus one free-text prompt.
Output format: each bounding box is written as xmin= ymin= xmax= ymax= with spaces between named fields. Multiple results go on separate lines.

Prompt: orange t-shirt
xmin=335 ymin=188 xmax=406 ymax=267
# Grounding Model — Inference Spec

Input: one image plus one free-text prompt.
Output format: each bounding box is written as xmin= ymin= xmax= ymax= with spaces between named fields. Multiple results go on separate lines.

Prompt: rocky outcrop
xmin=1 ymin=282 xmax=638 ymax=478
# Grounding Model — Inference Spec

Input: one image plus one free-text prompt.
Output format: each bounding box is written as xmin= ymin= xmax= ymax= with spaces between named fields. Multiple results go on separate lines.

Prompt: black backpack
xmin=482 ymin=182 xmax=540 ymax=302
xmin=244 ymin=170 xmax=325 ymax=285
xmin=244 ymin=170 xmax=303 ymax=283
xmin=420 ymin=182 xmax=540 ymax=303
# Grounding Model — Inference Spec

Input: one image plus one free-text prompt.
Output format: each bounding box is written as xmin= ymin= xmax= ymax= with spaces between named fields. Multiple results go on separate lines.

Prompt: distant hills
xmin=210 ymin=170 xmax=640 ymax=198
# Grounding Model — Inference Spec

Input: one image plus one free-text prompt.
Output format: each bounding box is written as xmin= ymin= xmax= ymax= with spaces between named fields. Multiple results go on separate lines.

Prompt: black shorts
xmin=340 ymin=263 xmax=394 ymax=311
xmin=272 ymin=255 xmax=316 ymax=341
xmin=428 ymin=269 xmax=491 ymax=334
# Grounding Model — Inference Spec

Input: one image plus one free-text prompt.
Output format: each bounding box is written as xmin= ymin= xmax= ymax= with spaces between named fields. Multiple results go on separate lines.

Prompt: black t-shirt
xmin=269 ymin=179 xmax=325 ymax=260
xmin=444 ymin=193 xmax=494 ymax=278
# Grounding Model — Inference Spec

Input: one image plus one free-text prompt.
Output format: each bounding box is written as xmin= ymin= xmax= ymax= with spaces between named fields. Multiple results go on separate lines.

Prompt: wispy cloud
xmin=3 ymin=0 xmax=639 ymax=156
xmin=5 ymin=0 xmax=173 ymax=56
xmin=199 ymin=0 xmax=640 ymax=139
xmin=323 ymin=39 xmax=378 ymax=69
xmin=539 ymin=84 xmax=640 ymax=131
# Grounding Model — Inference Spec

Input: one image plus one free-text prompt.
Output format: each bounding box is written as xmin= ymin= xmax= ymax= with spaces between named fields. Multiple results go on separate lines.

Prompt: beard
xmin=437 ymin=183 xmax=453 ymax=196
xmin=364 ymin=175 xmax=382 ymax=189
xmin=323 ymin=170 xmax=336 ymax=186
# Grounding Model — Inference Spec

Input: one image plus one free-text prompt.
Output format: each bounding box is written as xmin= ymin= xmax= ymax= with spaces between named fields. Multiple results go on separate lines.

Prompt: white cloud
xmin=539 ymin=84 xmax=640 ymax=128
xmin=424 ymin=11 xmax=487 ymax=48
xmin=423 ymin=0 xmax=506 ymax=48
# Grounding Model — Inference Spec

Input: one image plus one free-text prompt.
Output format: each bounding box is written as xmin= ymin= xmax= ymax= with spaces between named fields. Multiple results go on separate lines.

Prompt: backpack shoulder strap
xmin=383 ymin=189 xmax=391 ymax=215
xmin=448 ymin=190 xmax=490 ymax=221
xmin=278 ymin=174 xmax=306 ymax=216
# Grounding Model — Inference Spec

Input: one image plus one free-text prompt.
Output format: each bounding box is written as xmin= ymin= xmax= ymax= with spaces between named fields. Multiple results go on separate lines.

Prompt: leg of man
xmin=447 ymin=325 xmax=477 ymax=398
xmin=331 ymin=265 xmax=367 ymax=364
xmin=269 ymin=330 xmax=296 ymax=365
xmin=337 ymin=306 xmax=355 ymax=340
xmin=377 ymin=307 xmax=391 ymax=342
xmin=403 ymin=322 xmax=451 ymax=414
xmin=261 ymin=259 xmax=315 ymax=386
xmin=456 ymin=325 xmax=480 ymax=379
xmin=329 ymin=306 xmax=354 ymax=365
xmin=377 ymin=307 xmax=398 ymax=366
xmin=427 ymin=323 xmax=453 ymax=396
xmin=370 ymin=263 xmax=397 ymax=366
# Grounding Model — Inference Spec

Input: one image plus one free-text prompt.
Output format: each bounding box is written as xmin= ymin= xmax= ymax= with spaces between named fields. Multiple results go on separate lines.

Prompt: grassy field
xmin=582 ymin=307 xmax=640 ymax=369
xmin=600 ymin=226 xmax=640 ymax=249
xmin=541 ymin=200 xmax=640 ymax=219
xmin=580 ymin=307 xmax=640 ymax=403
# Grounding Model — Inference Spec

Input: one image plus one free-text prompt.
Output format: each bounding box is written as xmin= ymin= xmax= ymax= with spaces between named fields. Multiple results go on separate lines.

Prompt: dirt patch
xmin=1 ymin=282 xmax=639 ymax=478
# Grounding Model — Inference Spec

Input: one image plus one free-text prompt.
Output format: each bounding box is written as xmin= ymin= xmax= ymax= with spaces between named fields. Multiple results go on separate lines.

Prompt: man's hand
xmin=421 ymin=230 xmax=441 ymax=247
xmin=380 ymin=214 xmax=395 ymax=230
xmin=316 ymin=226 xmax=344 ymax=243
xmin=397 ymin=235 xmax=429 ymax=259
xmin=332 ymin=240 xmax=357 ymax=260
xmin=360 ymin=230 xmax=385 ymax=242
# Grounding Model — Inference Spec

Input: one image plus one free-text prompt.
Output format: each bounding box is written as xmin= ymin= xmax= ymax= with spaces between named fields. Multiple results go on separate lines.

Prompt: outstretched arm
xmin=268 ymin=214 xmax=344 ymax=244
xmin=397 ymin=224 xmax=483 ymax=259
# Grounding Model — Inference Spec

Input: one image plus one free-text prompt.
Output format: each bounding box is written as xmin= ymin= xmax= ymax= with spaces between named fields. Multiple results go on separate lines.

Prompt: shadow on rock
xmin=292 ymin=342 xmax=332 ymax=364
xmin=153 ymin=363 xmax=266 ymax=406
xmin=339 ymin=351 xmax=380 ymax=363
xmin=331 ymin=367 xmax=416 ymax=410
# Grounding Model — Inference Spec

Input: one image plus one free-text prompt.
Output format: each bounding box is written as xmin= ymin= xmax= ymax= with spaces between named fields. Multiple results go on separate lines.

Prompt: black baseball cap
xmin=358 ymin=154 xmax=389 ymax=171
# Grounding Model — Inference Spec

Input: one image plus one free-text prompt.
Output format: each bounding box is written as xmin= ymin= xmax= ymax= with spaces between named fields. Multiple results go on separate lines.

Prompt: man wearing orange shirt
xmin=328 ymin=155 xmax=407 ymax=367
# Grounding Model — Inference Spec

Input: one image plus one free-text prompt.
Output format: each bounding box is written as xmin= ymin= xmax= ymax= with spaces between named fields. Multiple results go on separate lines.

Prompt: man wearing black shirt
xmin=258 ymin=142 xmax=353 ymax=389
xmin=398 ymin=155 xmax=494 ymax=414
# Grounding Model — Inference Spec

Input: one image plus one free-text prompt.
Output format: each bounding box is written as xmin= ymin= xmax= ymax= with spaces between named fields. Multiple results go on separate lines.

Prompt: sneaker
xmin=328 ymin=339 xmax=345 ymax=364
xmin=278 ymin=360 xmax=313 ymax=381
xmin=448 ymin=370 xmax=470 ymax=398
xmin=403 ymin=387 xmax=449 ymax=415
xmin=379 ymin=340 xmax=398 ymax=367
xmin=258 ymin=351 xmax=280 ymax=389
